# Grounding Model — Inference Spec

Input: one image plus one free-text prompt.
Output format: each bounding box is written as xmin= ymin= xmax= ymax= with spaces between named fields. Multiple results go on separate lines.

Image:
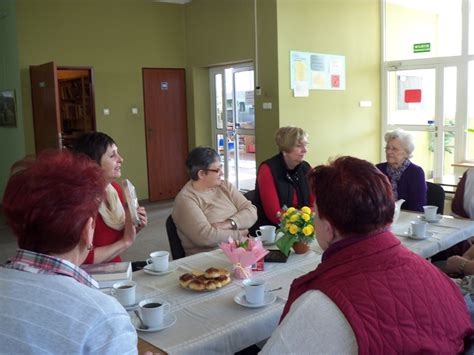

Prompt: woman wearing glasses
xmin=252 ymin=126 xmax=314 ymax=232
xmin=172 ymin=146 xmax=257 ymax=256
xmin=376 ymin=129 xmax=427 ymax=212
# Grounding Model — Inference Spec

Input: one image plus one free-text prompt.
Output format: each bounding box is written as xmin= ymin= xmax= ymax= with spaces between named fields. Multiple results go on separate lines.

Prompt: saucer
xmin=420 ymin=214 xmax=442 ymax=223
xmin=132 ymin=313 xmax=176 ymax=332
xmin=400 ymin=231 xmax=433 ymax=240
xmin=143 ymin=264 xmax=177 ymax=276
xmin=262 ymin=240 xmax=276 ymax=246
xmin=234 ymin=291 xmax=277 ymax=308
xmin=123 ymin=302 xmax=139 ymax=311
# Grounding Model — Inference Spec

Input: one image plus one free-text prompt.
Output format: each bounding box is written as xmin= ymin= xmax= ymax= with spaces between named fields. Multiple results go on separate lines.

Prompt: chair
xmin=426 ymin=181 xmax=445 ymax=215
xmin=166 ymin=215 xmax=186 ymax=260
xmin=243 ymin=189 xmax=256 ymax=203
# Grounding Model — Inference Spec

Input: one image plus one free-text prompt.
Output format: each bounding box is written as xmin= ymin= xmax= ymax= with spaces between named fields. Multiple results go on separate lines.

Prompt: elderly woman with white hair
xmin=376 ymin=129 xmax=427 ymax=212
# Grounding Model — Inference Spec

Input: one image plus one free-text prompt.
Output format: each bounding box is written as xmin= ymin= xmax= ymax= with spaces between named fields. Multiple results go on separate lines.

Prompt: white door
xmin=210 ymin=63 xmax=256 ymax=190
xmin=382 ymin=63 xmax=460 ymax=179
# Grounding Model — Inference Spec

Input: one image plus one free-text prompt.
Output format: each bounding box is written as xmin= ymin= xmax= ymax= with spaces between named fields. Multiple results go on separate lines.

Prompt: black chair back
xmin=166 ymin=215 xmax=186 ymax=260
xmin=426 ymin=181 xmax=445 ymax=215
xmin=243 ymin=189 xmax=256 ymax=202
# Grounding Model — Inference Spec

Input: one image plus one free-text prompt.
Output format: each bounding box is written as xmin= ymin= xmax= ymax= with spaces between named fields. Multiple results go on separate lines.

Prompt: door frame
xmin=381 ymin=59 xmax=466 ymax=178
xmin=209 ymin=62 xmax=255 ymax=190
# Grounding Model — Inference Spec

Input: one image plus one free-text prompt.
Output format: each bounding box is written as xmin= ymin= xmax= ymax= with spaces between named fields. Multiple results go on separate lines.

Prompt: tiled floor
xmin=0 ymin=200 xmax=174 ymax=264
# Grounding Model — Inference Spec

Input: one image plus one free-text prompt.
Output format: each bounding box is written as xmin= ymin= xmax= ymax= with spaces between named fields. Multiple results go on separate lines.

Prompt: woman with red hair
xmin=261 ymin=156 xmax=472 ymax=354
xmin=0 ymin=150 xmax=136 ymax=353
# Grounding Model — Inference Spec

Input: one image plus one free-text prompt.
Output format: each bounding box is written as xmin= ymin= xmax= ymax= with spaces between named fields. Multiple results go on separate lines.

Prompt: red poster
xmin=404 ymin=89 xmax=422 ymax=103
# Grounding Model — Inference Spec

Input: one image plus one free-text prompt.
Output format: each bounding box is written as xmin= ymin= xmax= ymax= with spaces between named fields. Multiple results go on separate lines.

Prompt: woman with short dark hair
xmin=0 ymin=150 xmax=137 ymax=353
xmin=261 ymin=156 xmax=473 ymax=354
xmin=73 ymin=131 xmax=147 ymax=264
xmin=172 ymin=146 xmax=257 ymax=256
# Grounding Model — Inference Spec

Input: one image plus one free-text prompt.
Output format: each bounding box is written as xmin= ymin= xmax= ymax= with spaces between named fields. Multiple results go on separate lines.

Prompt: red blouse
xmin=83 ymin=181 xmax=124 ymax=264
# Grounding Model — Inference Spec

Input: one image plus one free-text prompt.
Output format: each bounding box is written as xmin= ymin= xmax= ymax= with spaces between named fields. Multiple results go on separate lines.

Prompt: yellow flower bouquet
xmin=276 ymin=206 xmax=315 ymax=256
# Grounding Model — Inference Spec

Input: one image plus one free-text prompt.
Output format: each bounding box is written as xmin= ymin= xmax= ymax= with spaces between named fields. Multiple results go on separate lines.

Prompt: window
xmin=383 ymin=0 xmax=474 ymax=178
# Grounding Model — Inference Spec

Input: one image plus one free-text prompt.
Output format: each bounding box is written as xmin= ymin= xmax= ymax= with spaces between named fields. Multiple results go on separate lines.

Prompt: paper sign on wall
xmin=290 ymin=51 xmax=345 ymax=91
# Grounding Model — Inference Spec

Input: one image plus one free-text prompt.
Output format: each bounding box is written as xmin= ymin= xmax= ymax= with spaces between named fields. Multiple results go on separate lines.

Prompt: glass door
xmin=210 ymin=63 xmax=256 ymax=190
xmin=383 ymin=63 xmax=458 ymax=179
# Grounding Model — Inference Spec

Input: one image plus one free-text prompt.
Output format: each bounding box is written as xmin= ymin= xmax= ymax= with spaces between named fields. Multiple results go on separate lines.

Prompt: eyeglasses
xmin=204 ymin=164 xmax=223 ymax=173
xmin=384 ymin=146 xmax=402 ymax=153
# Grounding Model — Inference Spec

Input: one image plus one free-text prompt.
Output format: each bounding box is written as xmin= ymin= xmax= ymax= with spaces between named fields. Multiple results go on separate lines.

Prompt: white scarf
xmin=98 ymin=183 xmax=125 ymax=231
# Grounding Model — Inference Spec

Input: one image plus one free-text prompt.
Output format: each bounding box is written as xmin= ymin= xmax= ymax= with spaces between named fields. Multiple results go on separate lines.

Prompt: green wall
xmin=276 ymin=0 xmax=381 ymax=166
xmin=0 ymin=0 xmax=25 ymax=197
xmin=5 ymin=0 xmax=383 ymax=200
xmin=15 ymin=0 xmax=186 ymax=199
xmin=184 ymin=0 xmax=255 ymax=148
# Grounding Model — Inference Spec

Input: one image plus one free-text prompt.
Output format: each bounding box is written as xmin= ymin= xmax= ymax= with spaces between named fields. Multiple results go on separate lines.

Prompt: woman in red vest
xmin=261 ymin=156 xmax=473 ymax=354
xmin=73 ymin=132 xmax=147 ymax=264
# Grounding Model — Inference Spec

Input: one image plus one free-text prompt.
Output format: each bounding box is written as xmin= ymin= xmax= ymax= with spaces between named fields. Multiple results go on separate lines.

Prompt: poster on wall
xmin=290 ymin=51 xmax=346 ymax=92
xmin=0 ymin=90 xmax=17 ymax=127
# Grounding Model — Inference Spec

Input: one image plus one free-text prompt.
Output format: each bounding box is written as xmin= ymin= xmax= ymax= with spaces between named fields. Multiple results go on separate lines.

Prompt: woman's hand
xmin=211 ymin=220 xmax=233 ymax=230
xmin=446 ymin=255 xmax=467 ymax=274
xmin=136 ymin=206 xmax=148 ymax=233
xmin=122 ymin=207 xmax=138 ymax=248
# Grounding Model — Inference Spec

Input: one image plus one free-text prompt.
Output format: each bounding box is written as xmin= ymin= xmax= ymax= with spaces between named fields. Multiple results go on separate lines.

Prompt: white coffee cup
xmin=411 ymin=221 xmax=427 ymax=238
xmin=243 ymin=278 xmax=265 ymax=304
xmin=423 ymin=205 xmax=438 ymax=221
xmin=256 ymin=225 xmax=276 ymax=244
xmin=138 ymin=298 xmax=170 ymax=328
xmin=146 ymin=251 xmax=169 ymax=272
xmin=111 ymin=281 xmax=136 ymax=306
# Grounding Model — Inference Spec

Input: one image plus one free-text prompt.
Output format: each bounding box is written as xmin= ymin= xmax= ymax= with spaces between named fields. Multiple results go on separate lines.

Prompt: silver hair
xmin=384 ymin=129 xmax=415 ymax=158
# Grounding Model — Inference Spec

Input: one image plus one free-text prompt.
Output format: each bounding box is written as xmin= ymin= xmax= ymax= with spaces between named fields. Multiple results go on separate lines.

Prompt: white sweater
xmin=260 ymin=290 xmax=358 ymax=354
xmin=0 ymin=267 xmax=137 ymax=354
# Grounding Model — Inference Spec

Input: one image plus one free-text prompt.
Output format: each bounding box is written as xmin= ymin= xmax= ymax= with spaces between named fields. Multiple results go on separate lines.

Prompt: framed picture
xmin=0 ymin=90 xmax=17 ymax=127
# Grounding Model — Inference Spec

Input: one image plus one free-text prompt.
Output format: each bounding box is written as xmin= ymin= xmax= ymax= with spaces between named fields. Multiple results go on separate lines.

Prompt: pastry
xmin=204 ymin=267 xmax=221 ymax=278
xmin=179 ymin=273 xmax=194 ymax=287
xmin=179 ymin=267 xmax=231 ymax=291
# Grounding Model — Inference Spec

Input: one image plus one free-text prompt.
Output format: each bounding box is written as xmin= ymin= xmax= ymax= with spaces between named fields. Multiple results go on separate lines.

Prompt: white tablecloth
xmin=132 ymin=247 xmax=321 ymax=354
xmin=131 ymin=211 xmax=474 ymax=354
xmin=392 ymin=211 xmax=474 ymax=258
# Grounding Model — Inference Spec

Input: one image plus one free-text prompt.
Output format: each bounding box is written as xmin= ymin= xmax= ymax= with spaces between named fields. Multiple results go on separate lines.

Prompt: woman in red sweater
xmin=73 ymin=132 xmax=147 ymax=264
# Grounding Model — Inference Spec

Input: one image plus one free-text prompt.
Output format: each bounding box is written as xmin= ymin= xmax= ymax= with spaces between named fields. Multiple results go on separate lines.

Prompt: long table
xmin=392 ymin=211 xmax=474 ymax=258
xmin=131 ymin=211 xmax=474 ymax=354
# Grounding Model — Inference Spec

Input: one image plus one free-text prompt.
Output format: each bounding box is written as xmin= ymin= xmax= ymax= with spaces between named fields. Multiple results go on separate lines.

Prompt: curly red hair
xmin=310 ymin=156 xmax=394 ymax=236
xmin=3 ymin=149 xmax=106 ymax=255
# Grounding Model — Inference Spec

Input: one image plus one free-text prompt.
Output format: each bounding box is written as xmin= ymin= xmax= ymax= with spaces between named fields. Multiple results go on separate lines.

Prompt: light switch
xmin=359 ymin=100 xmax=372 ymax=108
xmin=103 ymin=108 xmax=110 ymax=115
xmin=263 ymin=102 xmax=272 ymax=109
xmin=131 ymin=107 xmax=138 ymax=115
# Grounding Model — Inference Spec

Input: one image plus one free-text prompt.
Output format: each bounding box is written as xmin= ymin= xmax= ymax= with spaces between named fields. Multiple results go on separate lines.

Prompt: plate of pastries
xmin=179 ymin=267 xmax=231 ymax=291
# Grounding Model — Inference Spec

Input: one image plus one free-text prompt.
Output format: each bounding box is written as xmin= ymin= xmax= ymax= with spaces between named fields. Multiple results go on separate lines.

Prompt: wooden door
xmin=143 ymin=68 xmax=188 ymax=201
xmin=30 ymin=62 xmax=61 ymax=152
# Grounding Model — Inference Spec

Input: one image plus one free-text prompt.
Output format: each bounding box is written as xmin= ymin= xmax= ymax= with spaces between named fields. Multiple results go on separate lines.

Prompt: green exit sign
xmin=414 ymin=43 xmax=431 ymax=53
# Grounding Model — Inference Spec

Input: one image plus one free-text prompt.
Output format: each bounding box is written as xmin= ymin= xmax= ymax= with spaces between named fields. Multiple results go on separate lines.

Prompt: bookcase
xmin=59 ymin=76 xmax=94 ymax=148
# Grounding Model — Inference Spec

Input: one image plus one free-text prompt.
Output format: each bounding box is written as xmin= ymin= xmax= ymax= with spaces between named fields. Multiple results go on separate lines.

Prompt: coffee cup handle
xmin=162 ymin=302 xmax=170 ymax=313
xmin=146 ymin=258 xmax=153 ymax=265
xmin=256 ymin=230 xmax=262 ymax=237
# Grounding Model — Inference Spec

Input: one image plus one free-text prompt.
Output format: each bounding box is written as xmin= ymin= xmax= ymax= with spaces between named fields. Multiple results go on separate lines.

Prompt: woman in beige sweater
xmin=172 ymin=147 xmax=257 ymax=256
